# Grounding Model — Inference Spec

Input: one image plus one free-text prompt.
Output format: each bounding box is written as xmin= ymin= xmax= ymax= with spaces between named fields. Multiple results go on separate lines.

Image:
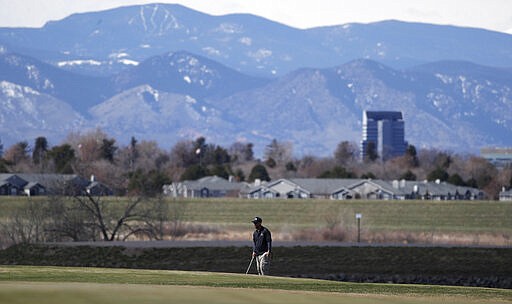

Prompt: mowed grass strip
xmin=0 ymin=266 xmax=511 ymax=303
xmin=1 ymin=282 xmax=509 ymax=304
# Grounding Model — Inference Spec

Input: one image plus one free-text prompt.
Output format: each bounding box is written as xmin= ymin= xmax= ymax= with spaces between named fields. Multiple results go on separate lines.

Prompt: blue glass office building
xmin=360 ymin=111 xmax=407 ymax=161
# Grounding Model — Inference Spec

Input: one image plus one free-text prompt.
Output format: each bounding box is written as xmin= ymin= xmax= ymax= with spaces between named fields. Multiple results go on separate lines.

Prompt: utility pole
xmin=355 ymin=213 xmax=362 ymax=243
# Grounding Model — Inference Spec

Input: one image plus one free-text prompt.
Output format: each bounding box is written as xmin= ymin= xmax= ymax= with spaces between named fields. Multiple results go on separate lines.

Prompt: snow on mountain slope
xmin=89 ymin=85 xmax=237 ymax=147
xmin=112 ymin=51 xmax=269 ymax=99
xmin=0 ymin=81 xmax=86 ymax=145
xmin=2 ymin=4 xmax=511 ymax=77
xmin=0 ymin=51 xmax=113 ymax=113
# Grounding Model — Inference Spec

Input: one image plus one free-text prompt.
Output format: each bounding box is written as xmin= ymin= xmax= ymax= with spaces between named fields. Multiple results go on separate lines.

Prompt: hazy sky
xmin=1 ymin=0 xmax=511 ymax=33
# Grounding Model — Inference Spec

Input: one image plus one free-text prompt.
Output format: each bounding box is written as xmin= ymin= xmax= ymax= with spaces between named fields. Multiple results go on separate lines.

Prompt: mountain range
xmin=0 ymin=3 xmax=511 ymax=156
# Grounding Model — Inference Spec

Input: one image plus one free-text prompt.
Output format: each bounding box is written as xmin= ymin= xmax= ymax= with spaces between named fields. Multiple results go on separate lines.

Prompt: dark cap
xmin=251 ymin=216 xmax=262 ymax=224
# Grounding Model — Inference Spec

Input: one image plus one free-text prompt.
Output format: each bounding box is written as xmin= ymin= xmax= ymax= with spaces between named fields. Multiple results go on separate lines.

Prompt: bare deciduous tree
xmin=229 ymin=141 xmax=254 ymax=163
xmin=3 ymin=141 xmax=32 ymax=172
xmin=168 ymin=200 xmax=187 ymax=239
xmin=141 ymin=197 xmax=170 ymax=240
xmin=264 ymin=139 xmax=293 ymax=166
xmin=170 ymin=140 xmax=196 ymax=168
xmin=66 ymin=129 xmax=108 ymax=163
xmin=0 ymin=192 xmax=190 ymax=246
xmin=0 ymin=200 xmax=47 ymax=245
xmin=334 ymin=141 xmax=357 ymax=166
xmin=72 ymin=193 xmax=145 ymax=241
xmin=45 ymin=196 xmax=95 ymax=241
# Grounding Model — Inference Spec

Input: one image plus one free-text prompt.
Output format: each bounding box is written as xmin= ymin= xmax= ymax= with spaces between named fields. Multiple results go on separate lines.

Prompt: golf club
xmin=245 ymin=256 xmax=255 ymax=274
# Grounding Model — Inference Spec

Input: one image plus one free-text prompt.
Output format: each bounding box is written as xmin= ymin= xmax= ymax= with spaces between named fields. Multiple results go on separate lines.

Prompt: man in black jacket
xmin=251 ymin=216 xmax=272 ymax=275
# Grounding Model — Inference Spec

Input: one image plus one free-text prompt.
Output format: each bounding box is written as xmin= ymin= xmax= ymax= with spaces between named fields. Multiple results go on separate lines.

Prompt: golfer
xmin=251 ymin=216 xmax=272 ymax=275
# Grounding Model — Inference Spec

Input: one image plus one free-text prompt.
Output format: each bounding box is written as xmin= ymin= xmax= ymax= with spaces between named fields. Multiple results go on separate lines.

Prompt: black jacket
xmin=253 ymin=226 xmax=272 ymax=255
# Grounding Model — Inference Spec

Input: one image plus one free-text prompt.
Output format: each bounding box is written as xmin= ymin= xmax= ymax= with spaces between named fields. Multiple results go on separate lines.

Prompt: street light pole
xmin=355 ymin=213 xmax=362 ymax=243
xmin=195 ymin=148 xmax=202 ymax=167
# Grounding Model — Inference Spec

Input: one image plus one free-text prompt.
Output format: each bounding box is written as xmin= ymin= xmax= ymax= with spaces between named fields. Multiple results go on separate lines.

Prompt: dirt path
xmin=53 ymin=240 xmax=511 ymax=248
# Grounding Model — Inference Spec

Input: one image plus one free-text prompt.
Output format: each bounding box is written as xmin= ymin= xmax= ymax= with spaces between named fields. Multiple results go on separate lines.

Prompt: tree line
xmin=0 ymin=129 xmax=511 ymax=198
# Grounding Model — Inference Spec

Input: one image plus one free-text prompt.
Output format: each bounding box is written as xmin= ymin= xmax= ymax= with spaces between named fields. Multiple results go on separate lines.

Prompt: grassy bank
xmin=1 ymin=243 xmax=511 ymax=288
xmin=0 ymin=266 xmax=511 ymax=303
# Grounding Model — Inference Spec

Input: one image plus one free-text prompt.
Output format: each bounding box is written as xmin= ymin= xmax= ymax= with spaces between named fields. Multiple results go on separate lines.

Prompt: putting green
xmin=0 ymin=266 xmax=510 ymax=304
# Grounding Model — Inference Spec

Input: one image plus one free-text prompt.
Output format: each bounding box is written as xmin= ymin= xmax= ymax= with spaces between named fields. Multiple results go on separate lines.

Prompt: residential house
xmin=86 ymin=181 xmax=114 ymax=196
xmin=0 ymin=174 xmax=29 ymax=195
xmin=334 ymin=179 xmax=396 ymax=200
xmin=23 ymin=182 xmax=46 ymax=196
xmin=163 ymin=176 xmax=246 ymax=198
xmin=499 ymin=188 xmax=512 ymax=201
xmin=242 ymin=178 xmax=312 ymax=199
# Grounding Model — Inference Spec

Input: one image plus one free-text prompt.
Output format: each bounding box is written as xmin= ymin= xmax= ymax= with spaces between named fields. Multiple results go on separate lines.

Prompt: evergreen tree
xmin=248 ymin=164 xmax=270 ymax=182
xmin=180 ymin=164 xmax=209 ymax=181
xmin=427 ymin=167 xmax=449 ymax=182
xmin=405 ymin=144 xmax=419 ymax=167
xmin=32 ymin=136 xmax=48 ymax=165
xmin=210 ymin=164 xmax=231 ymax=179
xmin=129 ymin=136 xmax=138 ymax=171
xmin=48 ymin=144 xmax=75 ymax=173
xmin=101 ymin=138 xmax=117 ymax=163
xmin=265 ymin=157 xmax=276 ymax=168
xmin=361 ymin=172 xmax=376 ymax=179
xmin=334 ymin=141 xmax=357 ymax=165
xmin=466 ymin=177 xmax=478 ymax=188
xmin=400 ymin=170 xmax=417 ymax=181
xmin=447 ymin=173 xmax=466 ymax=186
xmin=212 ymin=146 xmax=231 ymax=165
xmin=285 ymin=161 xmax=297 ymax=172
xmin=234 ymin=168 xmax=245 ymax=182
xmin=0 ymin=138 xmax=7 ymax=173
xmin=318 ymin=166 xmax=355 ymax=178
xmin=0 ymin=160 xmax=7 ymax=173
xmin=365 ymin=141 xmax=378 ymax=162
xmin=128 ymin=169 xmax=171 ymax=196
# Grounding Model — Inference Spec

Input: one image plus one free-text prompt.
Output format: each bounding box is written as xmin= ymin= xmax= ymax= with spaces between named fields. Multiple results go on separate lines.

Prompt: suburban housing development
xmin=0 ymin=173 xmax=112 ymax=196
xmin=164 ymin=176 xmax=485 ymax=201
xmin=2 ymin=173 xmax=509 ymax=201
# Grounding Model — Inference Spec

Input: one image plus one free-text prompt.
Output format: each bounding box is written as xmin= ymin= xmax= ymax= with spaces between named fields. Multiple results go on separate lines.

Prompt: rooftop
xmin=364 ymin=111 xmax=403 ymax=121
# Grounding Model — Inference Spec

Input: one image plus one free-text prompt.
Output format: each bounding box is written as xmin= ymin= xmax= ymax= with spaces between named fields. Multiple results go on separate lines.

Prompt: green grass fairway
xmin=1 ymin=282 xmax=508 ymax=304
xmin=0 ymin=266 xmax=510 ymax=304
